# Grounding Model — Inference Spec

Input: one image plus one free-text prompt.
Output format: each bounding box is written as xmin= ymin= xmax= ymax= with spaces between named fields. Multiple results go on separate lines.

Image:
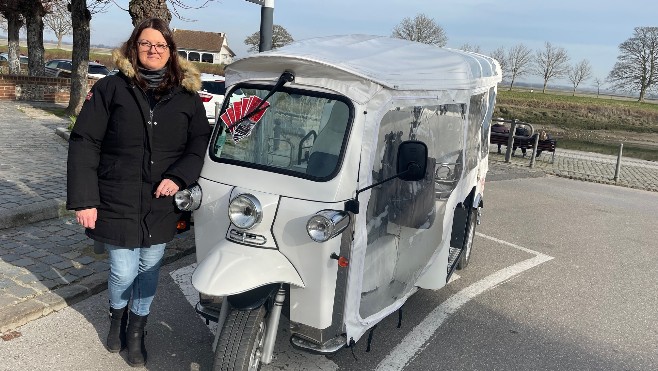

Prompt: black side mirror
xmin=345 ymin=140 xmax=429 ymax=214
xmin=397 ymin=140 xmax=428 ymax=181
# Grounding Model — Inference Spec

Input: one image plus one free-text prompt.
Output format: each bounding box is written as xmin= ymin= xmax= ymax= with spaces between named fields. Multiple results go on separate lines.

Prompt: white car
xmin=0 ymin=53 xmax=28 ymax=64
xmin=198 ymin=73 xmax=245 ymax=125
xmin=198 ymin=73 xmax=227 ymax=125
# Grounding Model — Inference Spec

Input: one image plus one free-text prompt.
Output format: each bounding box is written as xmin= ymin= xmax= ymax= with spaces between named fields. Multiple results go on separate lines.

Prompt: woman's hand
xmin=76 ymin=208 xmax=97 ymax=229
xmin=155 ymin=179 xmax=180 ymax=198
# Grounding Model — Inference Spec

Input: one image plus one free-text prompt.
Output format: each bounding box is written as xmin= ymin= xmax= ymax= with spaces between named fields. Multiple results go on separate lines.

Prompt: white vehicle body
xmin=190 ymin=35 xmax=501 ymax=363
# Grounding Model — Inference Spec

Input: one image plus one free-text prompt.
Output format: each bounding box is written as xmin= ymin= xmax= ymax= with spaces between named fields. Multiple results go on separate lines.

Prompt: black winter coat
xmin=67 ymin=57 xmax=210 ymax=247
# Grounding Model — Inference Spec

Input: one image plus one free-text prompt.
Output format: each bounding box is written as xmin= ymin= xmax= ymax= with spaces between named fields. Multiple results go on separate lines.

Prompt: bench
xmin=490 ymin=132 xmax=557 ymax=163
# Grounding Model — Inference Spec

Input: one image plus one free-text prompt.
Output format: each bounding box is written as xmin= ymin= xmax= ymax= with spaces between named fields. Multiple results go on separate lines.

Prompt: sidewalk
xmin=488 ymin=147 xmax=658 ymax=192
xmin=0 ymin=99 xmax=657 ymax=334
xmin=0 ymin=101 xmax=195 ymax=333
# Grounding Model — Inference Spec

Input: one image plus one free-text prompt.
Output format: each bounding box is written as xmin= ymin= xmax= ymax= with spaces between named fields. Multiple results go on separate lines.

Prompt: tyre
xmin=213 ymin=305 xmax=267 ymax=371
xmin=457 ymin=207 xmax=478 ymax=270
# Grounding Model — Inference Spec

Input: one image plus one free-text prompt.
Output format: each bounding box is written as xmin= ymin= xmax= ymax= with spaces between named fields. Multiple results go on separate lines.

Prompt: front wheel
xmin=213 ymin=305 xmax=267 ymax=371
xmin=457 ymin=207 xmax=478 ymax=270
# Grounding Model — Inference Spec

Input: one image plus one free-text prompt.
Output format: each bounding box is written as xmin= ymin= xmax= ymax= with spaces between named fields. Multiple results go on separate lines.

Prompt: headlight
xmin=228 ymin=194 xmax=262 ymax=230
xmin=306 ymin=210 xmax=350 ymax=242
xmin=174 ymin=184 xmax=202 ymax=211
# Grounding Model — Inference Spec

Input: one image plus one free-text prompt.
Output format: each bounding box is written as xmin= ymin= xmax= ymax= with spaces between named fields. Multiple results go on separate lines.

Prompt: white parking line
xmin=376 ymin=233 xmax=554 ymax=371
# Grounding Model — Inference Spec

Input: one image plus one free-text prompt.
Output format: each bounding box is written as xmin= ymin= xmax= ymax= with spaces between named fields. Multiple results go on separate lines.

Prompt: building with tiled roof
xmin=172 ymin=29 xmax=235 ymax=65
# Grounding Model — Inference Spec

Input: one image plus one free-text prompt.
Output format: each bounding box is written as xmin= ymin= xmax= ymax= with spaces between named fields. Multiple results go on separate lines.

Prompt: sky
xmin=46 ymin=0 xmax=658 ymax=87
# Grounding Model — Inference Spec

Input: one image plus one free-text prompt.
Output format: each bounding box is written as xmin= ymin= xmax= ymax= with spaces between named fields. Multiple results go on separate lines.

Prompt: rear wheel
xmin=457 ymin=207 xmax=478 ymax=270
xmin=213 ymin=305 xmax=267 ymax=371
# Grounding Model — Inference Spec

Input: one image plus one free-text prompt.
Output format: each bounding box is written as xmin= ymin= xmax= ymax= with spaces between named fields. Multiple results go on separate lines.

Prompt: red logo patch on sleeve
xmin=85 ymin=91 xmax=93 ymax=101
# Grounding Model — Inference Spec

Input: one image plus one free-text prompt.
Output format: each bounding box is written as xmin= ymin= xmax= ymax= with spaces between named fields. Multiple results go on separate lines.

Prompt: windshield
xmin=89 ymin=65 xmax=110 ymax=75
xmin=201 ymin=81 xmax=226 ymax=95
xmin=210 ymin=85 xmax=352 ymax=180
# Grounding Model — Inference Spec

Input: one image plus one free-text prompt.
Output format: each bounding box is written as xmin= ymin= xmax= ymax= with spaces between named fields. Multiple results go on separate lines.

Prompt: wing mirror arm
xmin=344 ymin=141 xmax=428 ymax=214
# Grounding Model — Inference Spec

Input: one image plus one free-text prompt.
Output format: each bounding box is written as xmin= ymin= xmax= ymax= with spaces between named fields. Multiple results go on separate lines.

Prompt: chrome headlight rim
xmin=174 ymin=184 xmax=202 ymax=211
xmin=306 ymin=210 xmax=350 ymax=243
xmin=228 ymin=193 xmax=263 ymax=230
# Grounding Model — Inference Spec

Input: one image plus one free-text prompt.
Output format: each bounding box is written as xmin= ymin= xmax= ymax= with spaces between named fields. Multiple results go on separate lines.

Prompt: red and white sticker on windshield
xmin=220 ymin=96 xmax=270 ymax=143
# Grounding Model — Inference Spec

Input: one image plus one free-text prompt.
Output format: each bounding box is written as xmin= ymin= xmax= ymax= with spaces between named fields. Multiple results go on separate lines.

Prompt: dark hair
xmin=120 ymin=17 xmax=183 ymax=93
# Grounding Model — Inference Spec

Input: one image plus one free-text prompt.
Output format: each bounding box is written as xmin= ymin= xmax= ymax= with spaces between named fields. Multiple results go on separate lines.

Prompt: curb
xmin=55 ymin=127 xmax=70 ymax=141
xmin=0 ymin=233 xmax=196 ymax=333
xmin=0 ymin=198 xmax=73 ymax=231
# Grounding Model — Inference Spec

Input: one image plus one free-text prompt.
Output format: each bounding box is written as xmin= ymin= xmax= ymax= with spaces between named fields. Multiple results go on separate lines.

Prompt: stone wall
xmin=0 ymin=75 xmax=97 ymax=103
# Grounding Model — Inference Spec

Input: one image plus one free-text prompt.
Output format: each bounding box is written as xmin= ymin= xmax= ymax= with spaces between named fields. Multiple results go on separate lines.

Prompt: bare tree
xmin=0 ymin=0 xmax=25 ymax=74
xmin=244 ymin=24 xmax=293 ymax=53
xmin=567 ymin=59 xmax=592 ymax=96
xmin=129 ymin=0 xmax=171 ymax=26
xmin=533 ymin=41 xmax=570 ymax=93
xmin=593 ymin=77 xmax=604 ymax=97
xmin=65 ymin=0 xmax=91 ymax=116
xmin=20 ymin=0 xmax=51 ymax=76
xmin=0 ymin=12 xmax=7 ymax=31
xmin=125 ymin=0 xmax=215 ymax=26
xmin=392 ymin=13 xmax=447 ymax=46
xmin=489 ymin=46 xmax=507 ymax=80
xmin=507 ymin=43 xmax=533 ymax=91
xmin=459 ymin=43 xmax=481 ymax=53
xmin=607 ymin=27 xmax=658 ymax=102
xmin=44 ymin=0 xmax=71 ymax=48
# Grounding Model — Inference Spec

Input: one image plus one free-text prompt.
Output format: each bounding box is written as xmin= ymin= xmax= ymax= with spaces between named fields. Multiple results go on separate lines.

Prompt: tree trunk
xmin=128 ymin=0 xmax=171 ymax=26
xmin=6 ymin=13 xmax=23 ymax=75
xmin=542 ymin=81 xmax=548 ymax=94
xmin=66 ymin=0 xmax=91 ymax=116
xmin=23 ymin=1 xmax=47 ymax=77
xmin=57 ymin=34 xmax=63 ymax=49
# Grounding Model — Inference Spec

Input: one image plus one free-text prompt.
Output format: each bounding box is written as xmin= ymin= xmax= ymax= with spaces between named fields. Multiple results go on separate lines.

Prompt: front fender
xmin=192 ymin=241 xmax=305 ymax=297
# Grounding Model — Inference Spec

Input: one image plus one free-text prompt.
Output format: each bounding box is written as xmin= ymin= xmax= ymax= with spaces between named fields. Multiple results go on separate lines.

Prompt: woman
xmin=66 ymin=18 xmax=210 ymax=367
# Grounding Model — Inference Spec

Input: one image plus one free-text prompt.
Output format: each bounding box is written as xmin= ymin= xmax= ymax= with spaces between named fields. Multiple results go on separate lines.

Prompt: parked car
xmin=198 ymin=73 xmax=226 ymax=125
xmin=44 ymin=59 xmax=110 ymax=79
xmin=0 ymin=53 xmax=28 ymax=64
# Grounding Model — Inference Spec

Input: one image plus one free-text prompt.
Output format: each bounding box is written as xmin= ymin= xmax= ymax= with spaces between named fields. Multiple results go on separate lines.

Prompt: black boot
xmin=106 ymin=306 xmax=128 ymax=353
xmin=126 ymin=311 xmax=148 ymax=367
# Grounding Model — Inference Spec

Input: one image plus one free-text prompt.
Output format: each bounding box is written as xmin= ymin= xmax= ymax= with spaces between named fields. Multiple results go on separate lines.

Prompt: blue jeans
xmin=106 ymin=243 xmax=166 ymax=316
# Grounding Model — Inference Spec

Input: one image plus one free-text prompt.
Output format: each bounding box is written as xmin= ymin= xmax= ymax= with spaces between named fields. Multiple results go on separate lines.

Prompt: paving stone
xmin=38 ymin=254 xmax=65 ymax=265
xmin=15 ymin=273 xmax=40 ymax=285
xmin=28 ymin=262 xmax=51 ymax=273
xmin=0 ymin=254 xmax=21 ymax=263
xmin=52 ymin=260 xmax=74 ymax=270
xmin=11 ymin=258 xmax=35 ymax=267
xmin=60 ymin=251 xmax=81 ymax=260
xmin=6 ymin=284 xmax=37 ymax=299
xmin=73 ymin=256 xmax=96 ymax=265
xmin=40 ymin=279 xmax=61 ymax=290
xmin=40 ymin=269 xmax=64 ymax=280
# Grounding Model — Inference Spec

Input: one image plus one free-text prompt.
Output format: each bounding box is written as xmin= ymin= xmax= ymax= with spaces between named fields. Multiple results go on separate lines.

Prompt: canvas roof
xmin=225 ymin=35 xmax=501 ymax=94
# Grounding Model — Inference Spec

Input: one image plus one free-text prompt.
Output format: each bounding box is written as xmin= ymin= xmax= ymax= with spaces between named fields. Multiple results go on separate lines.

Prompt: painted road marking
xmin=376 ymin=232 xmax=554 ymax=371
xmin=171 ymin=233 xmax=551 ymax=371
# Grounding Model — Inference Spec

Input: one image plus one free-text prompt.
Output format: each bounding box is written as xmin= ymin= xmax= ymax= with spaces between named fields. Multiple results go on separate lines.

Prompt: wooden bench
xmin=489 ymin=132 xmax=557 ymax=163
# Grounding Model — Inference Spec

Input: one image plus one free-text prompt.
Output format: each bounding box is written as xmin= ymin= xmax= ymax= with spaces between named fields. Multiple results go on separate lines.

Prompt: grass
xmin=494 ymin=89 xmax=658 ymax=161
xmin=495 ymin=90 xmax=658 ymax=134
xmin=558 ymin=138 xmax=658 ymax=162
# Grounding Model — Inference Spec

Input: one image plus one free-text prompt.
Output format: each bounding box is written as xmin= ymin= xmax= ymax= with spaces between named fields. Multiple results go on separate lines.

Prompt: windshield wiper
xmin=226 ymin=70 xmax=295 ymax=131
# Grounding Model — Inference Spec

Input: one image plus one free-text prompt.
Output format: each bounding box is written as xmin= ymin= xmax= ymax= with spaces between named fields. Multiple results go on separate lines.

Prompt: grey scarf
xmin=138 ymin=67 xmax=167 ymax=89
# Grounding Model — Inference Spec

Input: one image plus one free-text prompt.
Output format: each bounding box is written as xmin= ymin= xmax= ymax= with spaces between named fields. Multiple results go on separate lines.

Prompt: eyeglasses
xmin=137 ymin=40 xmax=169 ymax=53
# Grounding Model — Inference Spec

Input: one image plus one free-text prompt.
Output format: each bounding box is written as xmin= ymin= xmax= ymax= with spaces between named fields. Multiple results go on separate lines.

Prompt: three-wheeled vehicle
xmin=174 ymin=35 xmax=501 ymax=370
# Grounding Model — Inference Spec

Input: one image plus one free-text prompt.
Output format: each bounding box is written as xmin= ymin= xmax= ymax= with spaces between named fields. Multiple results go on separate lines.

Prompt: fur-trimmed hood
xmin=112 ymin=49 xmax=202 ymax=92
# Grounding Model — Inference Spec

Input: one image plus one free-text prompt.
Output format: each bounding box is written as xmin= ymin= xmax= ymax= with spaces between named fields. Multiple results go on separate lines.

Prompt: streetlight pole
xmin=244 ymin=0 xmax=274 ymax=52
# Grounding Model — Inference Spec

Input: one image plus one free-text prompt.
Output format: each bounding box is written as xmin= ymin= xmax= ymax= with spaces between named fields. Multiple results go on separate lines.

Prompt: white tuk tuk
xmin=175 ymin=35 xmax=501 ymax=370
